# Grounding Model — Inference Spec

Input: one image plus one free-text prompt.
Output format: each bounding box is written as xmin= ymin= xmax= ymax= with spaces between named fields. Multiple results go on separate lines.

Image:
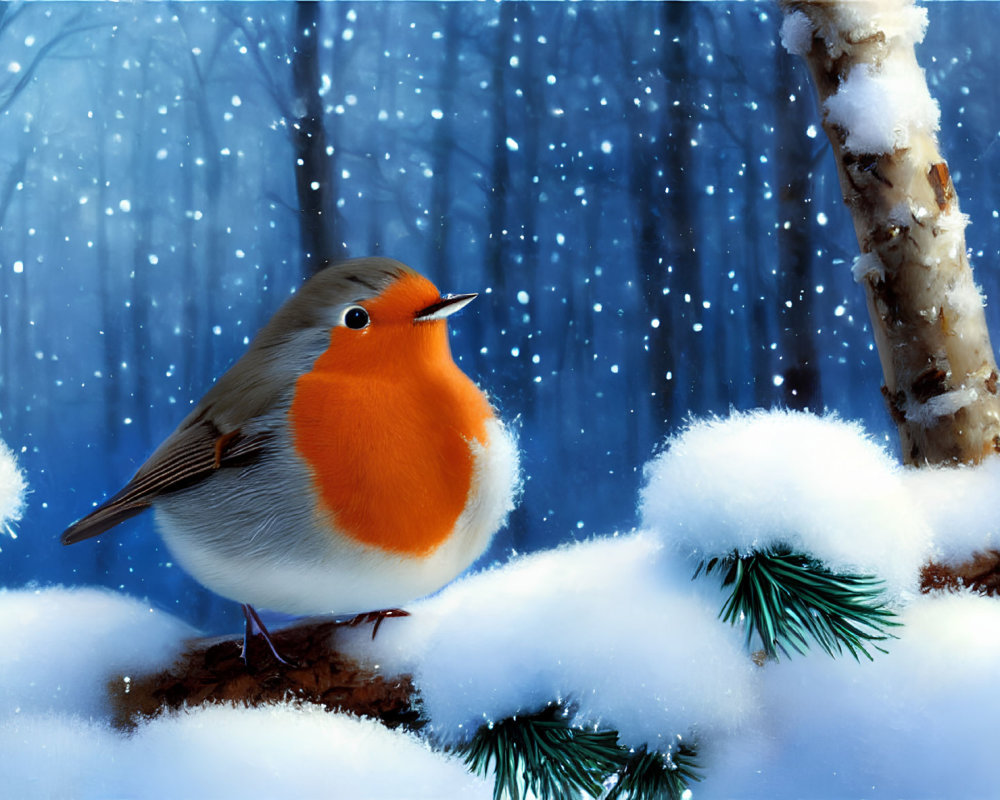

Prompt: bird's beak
xmin=415 ymin=293 xmax=477 ymax=322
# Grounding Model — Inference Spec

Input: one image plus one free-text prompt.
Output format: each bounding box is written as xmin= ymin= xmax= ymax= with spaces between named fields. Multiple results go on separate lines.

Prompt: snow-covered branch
xmin=8 ymin=411 xmax=1000 ymax=795
xmin=780 ymin=0 xmax=1000 ymax=465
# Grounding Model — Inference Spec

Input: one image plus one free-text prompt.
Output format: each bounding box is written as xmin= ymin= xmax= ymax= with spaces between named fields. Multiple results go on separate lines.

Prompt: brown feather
xmin=60 ymin=422 xmax=269 ymax=545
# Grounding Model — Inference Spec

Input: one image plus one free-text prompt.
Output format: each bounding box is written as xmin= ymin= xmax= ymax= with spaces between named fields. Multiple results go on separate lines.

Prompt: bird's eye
xmin=342 ymin=305 xmax=370 ymax=330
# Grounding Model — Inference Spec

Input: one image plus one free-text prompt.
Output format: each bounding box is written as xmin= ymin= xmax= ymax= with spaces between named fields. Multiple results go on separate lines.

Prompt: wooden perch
xmin=781 ymin=0 xmax=1000 ymax=465
xmin=921 ymin=550 xmax=1000 ymax=597
xmin=109 ymin=617 xmax=421 ymax=732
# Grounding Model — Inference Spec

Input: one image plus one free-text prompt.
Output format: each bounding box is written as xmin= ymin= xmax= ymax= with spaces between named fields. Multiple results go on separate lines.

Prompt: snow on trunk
xmin=780 ymin=0 xmax=1000 ymax=465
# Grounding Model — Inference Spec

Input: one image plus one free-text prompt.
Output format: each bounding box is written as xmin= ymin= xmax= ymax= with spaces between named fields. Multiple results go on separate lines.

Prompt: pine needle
xmin=459 ymin=704 xmax=700 ymax=800
xmin=698 ymin=546 xmax=899 ymax=661
xmin=603 ymin=742 xmax=701 ymax=800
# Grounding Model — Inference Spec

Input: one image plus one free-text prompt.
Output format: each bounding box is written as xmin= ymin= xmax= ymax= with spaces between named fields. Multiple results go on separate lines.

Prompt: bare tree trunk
xmin=176 ymin=14 xmax=227 ymax=395
xmin=292 ymin=1 xmax=348 ymax=274
xmin=497 ymin=5 xmax=540 ymax=423
xmin=660 ymin=3 xmax=707 ymax=416
xmin=482 ymin=4 xmax=527 ymax=552
xmin=775 ymin=49 xmax=822 ymax=411
xmin=368 ymin=8 xmax=396 ymax=257
xmin=780 ymin=0 xmax=1000 ymax=465
xmin=742 ymin=149 xmax=777 ymax=409
xmin=617 ymin=4 xmax=675 ymax=430
xmin=629 ymin=133 xmax=676 ymax=427
xmin=95 ymin=105 xmax=119 ymax=448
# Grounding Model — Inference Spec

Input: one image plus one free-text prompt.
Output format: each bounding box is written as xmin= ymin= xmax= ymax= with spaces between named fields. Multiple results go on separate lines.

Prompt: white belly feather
xmin=154 ymin=418 xmax=519 ymax=616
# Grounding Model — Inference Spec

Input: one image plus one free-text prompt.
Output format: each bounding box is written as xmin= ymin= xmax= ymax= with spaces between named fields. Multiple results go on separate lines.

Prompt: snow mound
xmin=702 ymin=591 xmax=1000 ymax=798
xmin=0 ymin=586 xmax=194 ymax=719
xmin=639 ymin=410 xmax=932 ymax=599
xmin=904 ymin=456 xmax=1000 ymax=565
xmin=2 ymin=704 xmax=490 ymax=800
xmin=344 ymin=531 xmax=757 ymax=750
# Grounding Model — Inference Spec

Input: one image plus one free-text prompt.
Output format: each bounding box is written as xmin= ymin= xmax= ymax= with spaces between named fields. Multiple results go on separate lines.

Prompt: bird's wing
xmin=60 ymin=419 xmax=270 ymax=545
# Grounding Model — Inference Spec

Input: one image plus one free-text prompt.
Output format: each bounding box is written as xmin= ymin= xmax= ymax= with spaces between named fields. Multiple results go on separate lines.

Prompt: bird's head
xmin=288 ymin=258 xmax=475 ymax=377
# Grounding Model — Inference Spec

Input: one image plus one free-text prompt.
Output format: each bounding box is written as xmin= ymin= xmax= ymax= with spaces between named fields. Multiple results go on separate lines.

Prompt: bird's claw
xmin=240 ymin=603 xmax=291 ymax=666
xmin=345 ymin=608 xmax=410 ymax=639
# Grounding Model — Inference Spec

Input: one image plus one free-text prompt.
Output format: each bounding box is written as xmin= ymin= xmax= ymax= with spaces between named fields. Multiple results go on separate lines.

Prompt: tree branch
xmin=0 ymin=13 xmax=106 ymax=116
xmin=109 ymin=617 xmax=420 ymax=731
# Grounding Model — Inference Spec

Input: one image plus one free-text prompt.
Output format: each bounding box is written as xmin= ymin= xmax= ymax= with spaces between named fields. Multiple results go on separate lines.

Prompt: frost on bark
xmin=779 ymin=0 xmax=1000 ymax=466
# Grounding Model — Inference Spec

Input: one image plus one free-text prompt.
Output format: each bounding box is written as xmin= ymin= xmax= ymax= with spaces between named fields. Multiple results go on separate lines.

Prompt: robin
xmin=61 ymin=257 xmax=519 ymax=659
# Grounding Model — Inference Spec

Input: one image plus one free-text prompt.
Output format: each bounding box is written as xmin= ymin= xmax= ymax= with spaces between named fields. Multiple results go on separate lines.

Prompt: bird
xmin=61 ymin=256 xmax=519 ymax=659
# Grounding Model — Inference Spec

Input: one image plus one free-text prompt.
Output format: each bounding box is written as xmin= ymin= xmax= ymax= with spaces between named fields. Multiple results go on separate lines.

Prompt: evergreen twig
xmin=697 ymin=546 xmax=899 ymax=661
xmin=459 ymin=704 xmax=698 ymax=800
xmin=603 ymin=742 xmax=701 ymax=800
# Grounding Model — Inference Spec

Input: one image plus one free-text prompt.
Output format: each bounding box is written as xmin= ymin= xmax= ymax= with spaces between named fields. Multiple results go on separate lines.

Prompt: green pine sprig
xmin=604 ymin=742 xmax=702 ymax=800
xmin=695 ymin=546 xmax=899 ymax=661
xmin=458 ymin=703 xmax=699 ymax=800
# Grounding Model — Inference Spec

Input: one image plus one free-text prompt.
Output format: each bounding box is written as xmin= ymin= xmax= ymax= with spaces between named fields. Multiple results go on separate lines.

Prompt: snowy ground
xmin=3 ymin=410 xmax=1000 ymax=798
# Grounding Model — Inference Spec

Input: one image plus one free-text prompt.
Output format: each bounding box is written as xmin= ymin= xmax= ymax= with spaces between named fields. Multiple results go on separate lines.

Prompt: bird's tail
xmin=60 ymin=497 xmax=151 ymax=545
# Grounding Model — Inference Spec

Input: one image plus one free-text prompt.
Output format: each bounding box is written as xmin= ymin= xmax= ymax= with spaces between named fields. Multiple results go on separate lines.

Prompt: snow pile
xmin=0 ymin=438 xmax=26 ymax=536
xmin=702 ymin=591 xmax=1000 ymax=798
xmin=905 ymin=456 xmax=1000 ymax=565
xmin=640 ymin=410 xmax=931 ymax=599
xmin=2 ymin=706 xmax=489 ymax=799
xmin=342 ymin=532 xmax=756 ymax=750
xmin=0 ymin=587 xmax=193 ymax=719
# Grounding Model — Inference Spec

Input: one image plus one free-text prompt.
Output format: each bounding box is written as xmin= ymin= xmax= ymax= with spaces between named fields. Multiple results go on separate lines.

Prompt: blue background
xmin=0 ymin=2 xmax=994 ymax=632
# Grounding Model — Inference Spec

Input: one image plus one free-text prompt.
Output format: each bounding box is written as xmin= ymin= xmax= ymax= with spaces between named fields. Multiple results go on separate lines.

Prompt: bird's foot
xmin=345 ymin=608 xmax=410 ymax=639
xmin=240 ymin=603 xmax=291 ymax=666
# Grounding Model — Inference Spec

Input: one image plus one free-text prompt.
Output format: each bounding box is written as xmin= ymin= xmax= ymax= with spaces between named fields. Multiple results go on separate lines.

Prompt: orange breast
xmin=289 ymin=278 xmax=493 ymax=556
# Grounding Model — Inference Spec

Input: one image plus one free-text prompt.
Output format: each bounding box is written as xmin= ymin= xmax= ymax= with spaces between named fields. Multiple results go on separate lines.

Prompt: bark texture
xmin=781 ymin=0 xmax=1000 ymax=465
xmin=109 ymin=617 xmax=419 ymax=731
xmin=921 ymin=550 xmax=1000 ymax=596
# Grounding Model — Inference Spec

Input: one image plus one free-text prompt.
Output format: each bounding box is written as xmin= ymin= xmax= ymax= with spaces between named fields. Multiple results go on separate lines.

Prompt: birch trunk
xmin=779 ymin=0 xmax=1000 ymax=465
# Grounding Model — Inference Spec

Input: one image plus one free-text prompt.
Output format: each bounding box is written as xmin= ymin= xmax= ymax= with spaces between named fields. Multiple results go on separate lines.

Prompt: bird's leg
xmin=240 ymin=603 xmax=290 ymax=665
xmin=345 ymin=608 xmax=410 ymax=639
xmin=370 ymin=608 xmax=408 ymax=639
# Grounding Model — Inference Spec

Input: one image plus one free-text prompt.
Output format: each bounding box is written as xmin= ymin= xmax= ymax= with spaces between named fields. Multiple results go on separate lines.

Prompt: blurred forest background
xmin=1 ymin=2 xmax=998 ymax=631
